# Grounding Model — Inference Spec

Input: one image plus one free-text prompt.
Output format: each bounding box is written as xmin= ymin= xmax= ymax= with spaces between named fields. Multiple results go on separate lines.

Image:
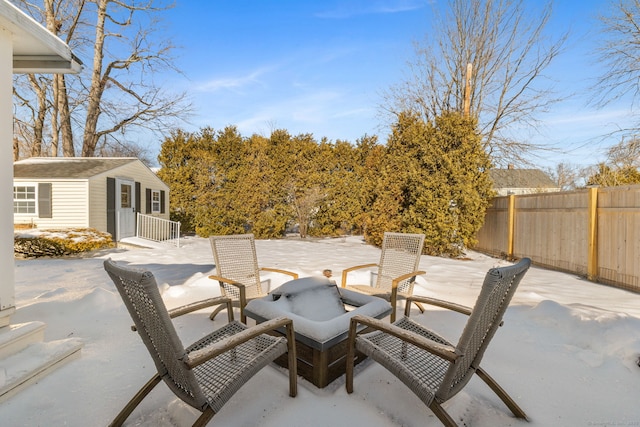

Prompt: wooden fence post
xmin=587 ymin=187 xmax=598 ymax=281
xmin=507 ymin=194 xmax=515 ymax=260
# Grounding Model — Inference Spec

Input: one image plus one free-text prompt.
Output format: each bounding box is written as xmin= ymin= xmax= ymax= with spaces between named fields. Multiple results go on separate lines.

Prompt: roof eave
xmin=13 ymin=54 xmax=82 ymax=74
xmin=1 ymin=0 xmax=83 ymax=74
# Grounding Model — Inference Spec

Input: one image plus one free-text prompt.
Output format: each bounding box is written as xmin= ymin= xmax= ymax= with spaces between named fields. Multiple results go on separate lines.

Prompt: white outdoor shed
xmin=1 ymin=0 xmax=83 ymax=401
xmin=14 ymin=157 xmax=170 ymax=241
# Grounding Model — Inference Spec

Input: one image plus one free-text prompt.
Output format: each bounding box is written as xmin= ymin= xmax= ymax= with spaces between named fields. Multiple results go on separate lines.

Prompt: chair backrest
xmin=436 ymin=257 xmax=531 ymax=401
xmin=209 ymin=234 xmax=263 ymax=299
xmin=375 ymin=232 xmax=425 ymax=294
xmin=103 ymin=259 xmax=208 ymax=410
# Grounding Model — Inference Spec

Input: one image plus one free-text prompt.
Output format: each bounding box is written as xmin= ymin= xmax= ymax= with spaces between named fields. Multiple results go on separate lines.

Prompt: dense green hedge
xmin=158 ymin=112 xmax=493 ymax=256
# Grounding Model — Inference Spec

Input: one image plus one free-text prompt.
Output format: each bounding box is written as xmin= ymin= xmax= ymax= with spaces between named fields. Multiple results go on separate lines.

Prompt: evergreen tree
xmin=587 ymin=163 xmax=640 ymax=187
xmin=311 ymin=139 xmax=359 ymax=236
xmin=242 ymin=134 xmax=285 ymax=238
xmin=367 ymin=112 xmax=493 ymax=256
xmin=157 ymin=128 xmax=216 ymax=234
xmin=195 ymin=126 xmax=248 ymax=237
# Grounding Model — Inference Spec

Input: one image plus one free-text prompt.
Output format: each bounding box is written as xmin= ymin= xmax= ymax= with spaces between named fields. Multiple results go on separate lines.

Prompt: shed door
xmin=116 ymin=178 xmax=136 ymax=239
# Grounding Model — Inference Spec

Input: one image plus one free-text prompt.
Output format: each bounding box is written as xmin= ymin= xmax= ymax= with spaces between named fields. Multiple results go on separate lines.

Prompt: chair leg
xmin=109 ymin=374 xmax=162 ymax=427
xmin=475 ymin=367 xmax=528 ymax=420
xmin=192 ymin=407 xmax=215 ymax=427
xmin=345 ymin=322 xmax=358 ymax=394
xmin=209 ymin=304 xmax=226 ymax=320
xmin=413 ymin=300 xmax=425 ymax=313
xmin=285 ymin=322 xmax=298 ymax=397
xmin=429 ymin=401 xmax=459 ymax=427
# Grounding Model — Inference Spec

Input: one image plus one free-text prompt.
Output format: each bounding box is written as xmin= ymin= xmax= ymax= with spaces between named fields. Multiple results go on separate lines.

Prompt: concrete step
xmin=0 ymin=338 xmax=83 ymax=403
xmin=0 ymin=321 xmax=46 ymax=360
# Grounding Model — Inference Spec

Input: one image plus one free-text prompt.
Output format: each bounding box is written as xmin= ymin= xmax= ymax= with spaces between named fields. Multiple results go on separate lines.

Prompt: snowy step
xmin=0 ymin=321 xmax=46 ymax=360
xmin=0 ymin=307 xmax=15 ymax=328
xmin=0 ymin=338 xmax=83 ymax=403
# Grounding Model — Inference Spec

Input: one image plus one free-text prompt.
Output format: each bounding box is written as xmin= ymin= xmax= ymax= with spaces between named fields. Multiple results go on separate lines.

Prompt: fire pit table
xmin=244 ymin=276 xmax=392 ymax=388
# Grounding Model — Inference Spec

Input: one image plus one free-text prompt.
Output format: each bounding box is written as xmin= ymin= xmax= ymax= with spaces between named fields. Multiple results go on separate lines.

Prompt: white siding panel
xmin=88 ymin=175 xmax=107 ymax=231
xmin=97 ymin=161 xmax=170 ymax=220
xmin=14 ymin=179 xmax=89 ymax=229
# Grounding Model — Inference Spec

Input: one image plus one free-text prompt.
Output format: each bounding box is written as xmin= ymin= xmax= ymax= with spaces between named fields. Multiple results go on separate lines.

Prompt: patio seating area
xmin=6 ymin=235 xmax=639 ymax=426
xmin=100 ymin=233 xmax=534 ymax=426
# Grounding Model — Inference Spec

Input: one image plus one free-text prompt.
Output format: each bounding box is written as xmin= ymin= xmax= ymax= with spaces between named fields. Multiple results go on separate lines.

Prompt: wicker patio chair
xmin=104 ymin=259 xmax=297 ymax=427
xmin=341 ymin=232 xmax=426 ymax=322
xmin=346 ymin=258 xmax=531 ymax=426
xmin=209 ymin=234 xmax=299 ymax=323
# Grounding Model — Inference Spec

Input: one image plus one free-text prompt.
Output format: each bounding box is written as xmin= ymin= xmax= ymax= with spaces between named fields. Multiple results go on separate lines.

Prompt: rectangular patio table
xmin=244 ymin=276 xmax=392 ymax=388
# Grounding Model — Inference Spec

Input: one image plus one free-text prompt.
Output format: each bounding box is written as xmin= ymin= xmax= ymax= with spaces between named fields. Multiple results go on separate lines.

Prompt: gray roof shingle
xmin=14 ymin=157 xmax=138 ymax=179
xmin=489 ymin=168 xmax=557 ymax=189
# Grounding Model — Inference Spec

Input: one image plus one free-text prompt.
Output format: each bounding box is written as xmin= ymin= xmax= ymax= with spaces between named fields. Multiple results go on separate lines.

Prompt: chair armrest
xmin=340 ymin=263 xmax=379 ymax=288
xmin=348 ymin=314 xmax=459 ymax=362
xmin=390 ymin=270 xmax=426 ymax=289
xmin=260 ymin=267 xmax=299 ymax=279
xmin=168 ymin=296 xmax=233 ymax=319
xmin=208 ymin=274 xmax=245 ymax=288
xmin=183 ymin=317 xmax=294 ymax=368
xmin=406 ymin=296 xmax=504 ymax=326
xmin=131 ymin=297 xmax=234 ymax=332
xmin=405 ymin=295 xmax=472 ymax=317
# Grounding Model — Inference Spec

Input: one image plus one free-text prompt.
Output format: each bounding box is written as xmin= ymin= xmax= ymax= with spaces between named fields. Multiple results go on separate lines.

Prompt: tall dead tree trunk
xmin=81 ymin=0 xmax=108 ymax=157
xmin=26 ymin=75 xmax=47 ymax=157
xmin=58 ymin=75 xmax=75 ymax=156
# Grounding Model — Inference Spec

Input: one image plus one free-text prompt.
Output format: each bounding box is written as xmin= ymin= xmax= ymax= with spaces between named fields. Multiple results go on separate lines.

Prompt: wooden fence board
xmin=474 ymin=185 xmax=640 ymax=292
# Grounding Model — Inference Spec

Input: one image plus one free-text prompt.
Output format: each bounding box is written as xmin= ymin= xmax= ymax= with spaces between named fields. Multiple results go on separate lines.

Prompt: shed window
xmin=151 ymin=190 xmax=161 ymax=213
xmin=14 ymin=185 xmax=36 ymax=214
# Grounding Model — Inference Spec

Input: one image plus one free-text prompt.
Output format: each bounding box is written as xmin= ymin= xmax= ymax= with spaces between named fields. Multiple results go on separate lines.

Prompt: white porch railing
xmin=136 ymin=213 xmax=181 ymax=248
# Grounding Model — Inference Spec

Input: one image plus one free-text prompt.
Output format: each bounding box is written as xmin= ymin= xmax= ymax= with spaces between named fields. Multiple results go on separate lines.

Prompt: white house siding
xmin=495 ymin=187 xmax=561 ymax=197
xmin=98 ymin=161 xmax=170 ymax=219
xmin=13 ymin=179 xmax=89 ymax=229
xmin=88 ymin=175 xmax=107 ymax=232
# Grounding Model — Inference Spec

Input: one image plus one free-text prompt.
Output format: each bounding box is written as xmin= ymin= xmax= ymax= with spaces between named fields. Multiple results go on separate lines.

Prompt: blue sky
xmin=161 ymin=0 xmax=636 ymax=169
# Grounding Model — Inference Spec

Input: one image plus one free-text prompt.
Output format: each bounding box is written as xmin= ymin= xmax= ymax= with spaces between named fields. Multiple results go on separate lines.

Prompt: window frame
xmin=13 ymin=183 xmax=37 ymax=215
xmin=151 ymin=189 xmax=161 ymax=213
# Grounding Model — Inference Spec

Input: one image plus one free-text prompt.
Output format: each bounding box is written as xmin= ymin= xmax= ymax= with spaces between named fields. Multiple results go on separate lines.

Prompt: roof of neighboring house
xmin=489 ymin=168 xmax=557 ymax=189
xmin=14 ymin=157 xmax=140 ymax=179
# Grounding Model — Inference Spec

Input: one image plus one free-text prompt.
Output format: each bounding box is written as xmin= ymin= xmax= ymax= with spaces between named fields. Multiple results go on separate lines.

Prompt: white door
xmin=116 ymin=178 xmax=136 ymax=239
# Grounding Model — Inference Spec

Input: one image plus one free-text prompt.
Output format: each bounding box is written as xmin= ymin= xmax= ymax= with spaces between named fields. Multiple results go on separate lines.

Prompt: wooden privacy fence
xmin=474 ymin=184 xmax=640 ymax=293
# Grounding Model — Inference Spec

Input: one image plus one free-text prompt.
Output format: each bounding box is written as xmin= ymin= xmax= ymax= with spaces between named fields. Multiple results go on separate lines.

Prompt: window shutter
xmin=160 ymin=190 xmax=166 ymax=214
xmin=145 ymin=188 xmax=151 ymax=214
xmin=38 ymin=183 xmax=52 ymax=218
xmin=106 ymin=178 xmax=116 ymax=240
xmin=135 ymin=182 xmax=141 ymax=213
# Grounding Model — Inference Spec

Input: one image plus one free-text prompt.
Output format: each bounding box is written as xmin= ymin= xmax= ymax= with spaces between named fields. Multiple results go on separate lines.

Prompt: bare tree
xmin=605 ymin=136 xmax=640 ymax=168
xmin=382 ymin=0 xmax=567 ymax=166
xmin=545 ymin=162 xmax=581 ymax=191
xmin=594 ymin=0 xmax=640 ymax=109
xmin=12 ymin=0 xmax=87 ymax=158
xmin=11 ymin=0 xmax=191 ymax=160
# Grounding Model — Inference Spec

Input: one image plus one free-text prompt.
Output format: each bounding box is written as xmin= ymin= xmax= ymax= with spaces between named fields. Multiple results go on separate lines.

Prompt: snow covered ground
xmin=2 ymin=235 xmax=640 ymax=426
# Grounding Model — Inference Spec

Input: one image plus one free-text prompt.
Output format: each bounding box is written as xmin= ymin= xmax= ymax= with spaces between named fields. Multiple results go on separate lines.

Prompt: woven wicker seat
xmin=341 ymin=232 xmax=426 ymax=322
xmin=104 ymin=259 xmax=297 ymax=427
xmin=346 ymin=258 xmax=531 ymax=426
xmin=209 ymin=234 xmax=299 ymax=323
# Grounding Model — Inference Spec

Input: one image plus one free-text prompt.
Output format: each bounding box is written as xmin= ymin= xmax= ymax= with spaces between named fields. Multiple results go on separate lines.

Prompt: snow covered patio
xmin=2 ymin=235 xmax=640 ymax=426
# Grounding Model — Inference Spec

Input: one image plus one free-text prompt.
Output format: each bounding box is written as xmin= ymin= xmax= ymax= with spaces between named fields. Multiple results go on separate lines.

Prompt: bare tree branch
xmin=381 ymin=0 xmax=567 ymax=166
xmin=11 ymin=0 xmax=191 ymax=160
